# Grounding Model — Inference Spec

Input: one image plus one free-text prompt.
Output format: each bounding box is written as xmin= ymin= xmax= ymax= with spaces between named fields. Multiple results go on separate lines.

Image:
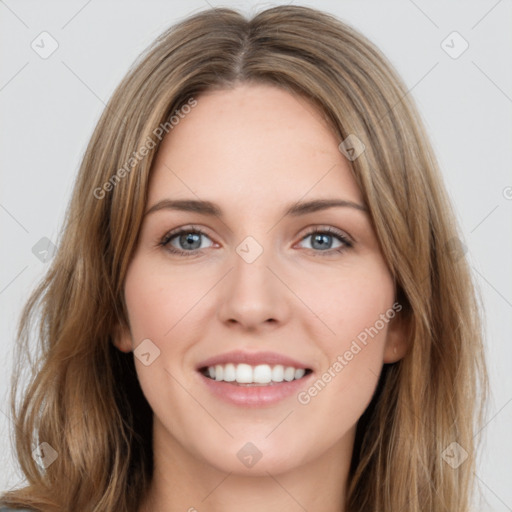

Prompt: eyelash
xmin=158 ymin=224 xmax=353 ymax=258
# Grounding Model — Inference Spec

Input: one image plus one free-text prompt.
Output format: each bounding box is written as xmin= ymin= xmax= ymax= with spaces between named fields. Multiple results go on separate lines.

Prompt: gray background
xmin=1 ymin=0 xmax=511 ymax=509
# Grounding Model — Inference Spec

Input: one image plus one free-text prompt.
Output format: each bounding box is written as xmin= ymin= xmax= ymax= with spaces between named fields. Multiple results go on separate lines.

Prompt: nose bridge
xmin=231 ymin=233 xmax=277 ymax=303
xmin=217 ymin=232 xmax=288 ymax=328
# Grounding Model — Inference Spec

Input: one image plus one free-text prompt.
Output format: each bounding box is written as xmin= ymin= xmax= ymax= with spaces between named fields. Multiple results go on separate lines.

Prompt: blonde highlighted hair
xmin=1 ymin=5 xmax=487 ymax=511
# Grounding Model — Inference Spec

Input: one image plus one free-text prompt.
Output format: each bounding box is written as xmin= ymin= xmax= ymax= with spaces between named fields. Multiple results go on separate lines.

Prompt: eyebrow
xmin=145 ymin=198 xmax=368 ymax=218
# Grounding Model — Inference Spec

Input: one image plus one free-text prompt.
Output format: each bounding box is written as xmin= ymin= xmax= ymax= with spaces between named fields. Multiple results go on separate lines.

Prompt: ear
xmin=383 ymin=306 xmax=410 ymax=364
xmin=111 ymin=321 xmax=133 ymax=353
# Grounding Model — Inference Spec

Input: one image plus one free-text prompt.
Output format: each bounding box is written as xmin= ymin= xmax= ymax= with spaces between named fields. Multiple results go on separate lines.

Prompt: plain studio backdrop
xmin=1 ymin=0 xmax=511 ymax=510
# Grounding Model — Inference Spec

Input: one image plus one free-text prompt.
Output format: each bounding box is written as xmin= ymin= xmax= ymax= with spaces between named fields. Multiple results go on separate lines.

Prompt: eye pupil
xmin=312 ymin=233 xmax=331 ymax=250
xmin=180 ymin=232 xmax=201 ymax=250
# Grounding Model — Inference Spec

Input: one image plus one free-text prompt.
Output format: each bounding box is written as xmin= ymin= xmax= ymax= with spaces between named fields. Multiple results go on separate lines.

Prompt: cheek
xmin=294 ymin=261 xmax=394 ymax=410
xmin=295 ymin=324 xmax=387 ymax=440
xmin=120 ymin=260 xmax=185 ymax=399
xmin=121 ymin=257 xmax=218 ymax=417
xmin=123 ymin=257 xmax=214 ymax=342
xmin=299 ymin=257 xmax=395 ymax=349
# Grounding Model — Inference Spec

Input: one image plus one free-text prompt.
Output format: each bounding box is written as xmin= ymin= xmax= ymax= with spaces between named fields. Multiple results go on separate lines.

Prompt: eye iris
xmin=311 ymin=233 xmax=332 ymax=250
xmin=180 ymin=232 xmax=201 ymax=250
xmin=170 ymin=231 xmax=341 ymax=252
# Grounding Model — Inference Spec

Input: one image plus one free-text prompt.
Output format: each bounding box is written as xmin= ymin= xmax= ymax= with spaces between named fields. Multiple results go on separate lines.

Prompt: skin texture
xmin=114 ymin=83 xmax=408 ymax=512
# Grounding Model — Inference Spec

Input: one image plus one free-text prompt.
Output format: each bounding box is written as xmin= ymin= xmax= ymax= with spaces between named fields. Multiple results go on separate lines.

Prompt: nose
xmin=217 ymin=240 xmax=291 ymax=331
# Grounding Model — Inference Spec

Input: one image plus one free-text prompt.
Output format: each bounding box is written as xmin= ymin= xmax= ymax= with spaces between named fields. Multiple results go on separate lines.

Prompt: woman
xmin=0 ymin=5 xmax=487 ymax=511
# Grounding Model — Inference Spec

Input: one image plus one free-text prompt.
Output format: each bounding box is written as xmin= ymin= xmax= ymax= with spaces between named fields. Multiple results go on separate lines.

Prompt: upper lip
xmin=196 ymin=350 xmax=312 ymax=370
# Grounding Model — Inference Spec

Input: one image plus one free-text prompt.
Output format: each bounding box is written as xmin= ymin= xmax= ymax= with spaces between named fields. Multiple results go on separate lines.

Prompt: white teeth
xmin=283 ymin=366 xmax=296 ymax=382
xmin=271 ymin=365 xmax=284 ymax=382
xmin=223 ymin=363 xmax=236 ymax=382
xmin=294 ymin=368 xmax=306 ymax=379
xmin=204 ymin=363 xmax=309 ymax=384
xmin=253 ymin=364 xmax=272 ymax=384
xmin=236 ymin=363 xmax=253 ymax=383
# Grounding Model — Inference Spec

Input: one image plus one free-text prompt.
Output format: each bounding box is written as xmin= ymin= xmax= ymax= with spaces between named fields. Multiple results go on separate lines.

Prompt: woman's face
xmin=115 ymin=83 xmax=406 ymax=476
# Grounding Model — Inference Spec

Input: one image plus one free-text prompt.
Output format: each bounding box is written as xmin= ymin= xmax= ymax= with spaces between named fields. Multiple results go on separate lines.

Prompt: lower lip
xmin=198 ymin=372 xmax=314 ymax=407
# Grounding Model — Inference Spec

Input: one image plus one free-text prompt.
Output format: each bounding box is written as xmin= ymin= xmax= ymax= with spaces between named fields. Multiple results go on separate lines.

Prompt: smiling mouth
xmin=199 ymin=363 xmax=313 ymax=386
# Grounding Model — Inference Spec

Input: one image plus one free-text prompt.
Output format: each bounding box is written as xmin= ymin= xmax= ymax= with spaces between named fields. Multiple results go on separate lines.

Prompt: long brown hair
xmin=1 ymin=5 xmax=487 ymax=511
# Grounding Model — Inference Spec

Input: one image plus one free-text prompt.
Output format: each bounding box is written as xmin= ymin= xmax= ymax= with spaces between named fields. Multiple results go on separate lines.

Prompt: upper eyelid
xmin=162 ymin=224 xmax=214 ymax=242
xmin=301 ymin=225 xmax=353 ymax=244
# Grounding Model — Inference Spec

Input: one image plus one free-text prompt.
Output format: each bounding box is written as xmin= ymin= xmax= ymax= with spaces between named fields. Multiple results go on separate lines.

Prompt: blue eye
xmin=298 ymin=227 xmax=353 ymax=254
xmin=160 ymin=226 xmax=213 ymax=256
xmin=159 ymin=225 xmax=353 ymax=257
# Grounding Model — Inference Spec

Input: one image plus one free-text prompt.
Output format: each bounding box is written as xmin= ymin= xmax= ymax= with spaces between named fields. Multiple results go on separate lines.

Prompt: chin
xmin=191 ymin=433 xmax=313 ymax=476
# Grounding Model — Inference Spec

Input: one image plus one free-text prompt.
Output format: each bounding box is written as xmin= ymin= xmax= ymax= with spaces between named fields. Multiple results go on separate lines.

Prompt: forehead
xmin=147 ymin=83 xmax=363 ymax=209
